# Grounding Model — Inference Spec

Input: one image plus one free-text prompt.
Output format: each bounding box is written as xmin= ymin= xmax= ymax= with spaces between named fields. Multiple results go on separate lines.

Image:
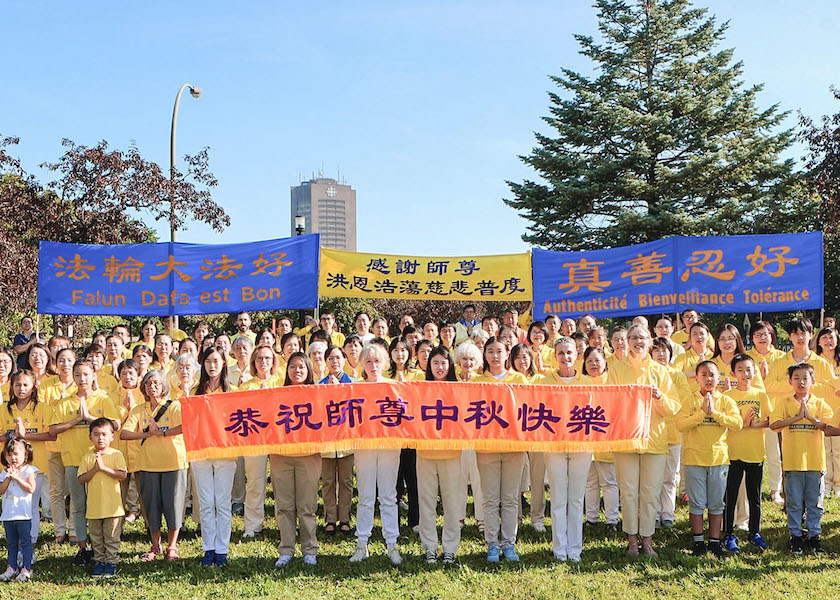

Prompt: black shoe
xmin=789 ymin=535 xmax=804 ymax=556
xmin=521 ymin=494 xmax=530 ymax=512
xmin=231 ymin=503 xmax=244 ymax=516
xmin=73 ymin=548 xmax=95 ymax=566
xmin=806 ymin=535 xmax=826 ymax=555
xmin=692 ymin=541 xmax=706 ymax=556
xmin=708 ymin=542 xmax=728 ymax=559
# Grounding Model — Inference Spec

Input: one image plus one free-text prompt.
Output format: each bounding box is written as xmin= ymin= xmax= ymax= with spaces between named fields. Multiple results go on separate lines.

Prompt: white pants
xmin=417 ymin=455 xmax=464 ymax=555
xmin=658 ymin=444 xmax=681 ymax=523
xmin=476 ymin=452 xmax=526 ymax=548
xmin=546 ymin=452 xmax=591 ymax=560
xmin=825 ymin=437 xmax=840 ymax=493
xmin=243 ymin=455 xmax=268 ymax=534
xmin=460 ymin=450 xmax=484 ymax=523
xmin=614 ymin=453 xmax=667 ymax=537
xmin=192 ymin=459 xmax=236 ymax=554
xmin=528 ymin=452 xmax=546 ymax=525
xmin=354 ymin=449 xmax=400 ymax=546
xmin=766 ymin=429 xmax=782 ymax=492
xmin=585 ymin=461 xmax=619 ymax=525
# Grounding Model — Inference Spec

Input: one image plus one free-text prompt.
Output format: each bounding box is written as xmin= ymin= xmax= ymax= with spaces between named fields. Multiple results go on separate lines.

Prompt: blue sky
xmin=3 ymin=1 xmax=838 ymax=255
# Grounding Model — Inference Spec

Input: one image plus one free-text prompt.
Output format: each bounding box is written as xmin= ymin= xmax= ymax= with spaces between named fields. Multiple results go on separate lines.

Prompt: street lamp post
xmin=170 ymin=83 xmax=202 ymax=242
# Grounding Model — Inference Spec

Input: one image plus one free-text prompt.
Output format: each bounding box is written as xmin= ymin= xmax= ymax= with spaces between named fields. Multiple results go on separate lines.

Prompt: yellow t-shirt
xmin=724 ymin=387 xmax=772 ymax=463
xmin=164 ymin=328 xmax=188 ymax=342
xmin=130 ymin=339 xmax=156 ymax=352
xmin=672 ymin=329 xmax=714 ymax=351
xmin=771 ymin=395 xmax=834 ymax=472
xmin=677 ymin=390 xmax=742 ymax=466
xmin=766 ymin=351 xmax=838 ymax=409
xmin=232 ymin=331 xmax=258 ymax=344
xmin=746 ymin=346 xmax=786 ymax=373
xmin=238 ymin=374 xmax=283 ymax=391
xmin=113 ymin=387 xmax=145 ymax=473
xmin=533 ymin=344 xmax=557 ymax=373
xmin=78 ymin=447 xmax=126 ymax=519
xmin=712 ymin=355 xmax=765 ymax=391
xmin=665 ymin=367 xmax=692 ymax=445
xmin=50 ymin=390 xmax=119 ymax=467
xmin=473 ymin=370 xmax=530 ymax=385
xmin=392 ymin=368 xmax=426 ymax=382
xmin=97 ymin=373 xmax=121 ymax=398
xmin=0 ymin=401 xmax=52 ymax=473
xmin=123 ymin=400 xmax=187 ymax=472
xmin=606 ymin=355 xmax=680 ymax=455
xmin=39 ymin=376 xmax=77 ymax=454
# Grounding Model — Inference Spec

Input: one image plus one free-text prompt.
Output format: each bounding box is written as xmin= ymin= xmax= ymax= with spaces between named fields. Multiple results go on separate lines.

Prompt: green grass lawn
xmin=7 ymin=491 xmax=840 ymax=600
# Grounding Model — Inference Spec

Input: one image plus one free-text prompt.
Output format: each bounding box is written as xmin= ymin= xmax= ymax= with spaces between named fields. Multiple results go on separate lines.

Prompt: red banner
xmin=181 ymin=381 xmax=652 ymax=461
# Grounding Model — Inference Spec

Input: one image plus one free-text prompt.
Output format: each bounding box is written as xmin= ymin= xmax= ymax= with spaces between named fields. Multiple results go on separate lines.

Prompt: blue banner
xmin=38 ymin=235 xmax=320 ymax=315
xmin=533 ymin=232 xmax=823 ymax=320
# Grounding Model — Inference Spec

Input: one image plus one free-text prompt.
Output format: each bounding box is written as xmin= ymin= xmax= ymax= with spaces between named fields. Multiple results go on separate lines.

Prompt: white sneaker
xmin=302 ymin=554 xmax=317 ymax=566
xmin=15 ymin=569 xmax=31 ymax=582
xmin=349 ymin=545 xmax=369 ymax=563
xmin=425 ymin=550 xmax=437 ymax=564
xmin=0 ymin=567 xmax=17 ymax=582
xmin=533 ymin=522 xmax=546 ymax=533
xmin=442 ymin=552 xmax=455 ymax=564
xmin=242 ymin=531 xmax=257 ymax=539
xmin=274 ymin=555 xmax=293 ymax=567
xmin=387 ymin=545 xmax=403 ymax=565
xmin=771 ymin=491 xmax=784 ymax=505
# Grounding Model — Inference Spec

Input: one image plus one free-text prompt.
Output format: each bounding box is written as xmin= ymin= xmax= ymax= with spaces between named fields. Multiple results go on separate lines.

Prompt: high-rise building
xmin=290 ymin=176 xmax=357 ymax=251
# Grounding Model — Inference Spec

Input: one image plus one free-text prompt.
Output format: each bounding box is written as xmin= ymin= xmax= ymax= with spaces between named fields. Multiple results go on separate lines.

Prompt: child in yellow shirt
xmin=77 ymin=418 xmax=126 ymax=578
xmin=722 ymin=355 xmax=771 ymax=553
xmin=677 ymin=361 xmax=742 ymax=558
xmin=770 ymin=362 xmax=835 ymax=555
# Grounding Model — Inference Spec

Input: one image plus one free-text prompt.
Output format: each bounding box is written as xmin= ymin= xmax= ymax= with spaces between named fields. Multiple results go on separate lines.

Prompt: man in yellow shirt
xmin=78 ymin=418 xmax=127 ymax=578
xmin=770 ymin=362 xmax=835 ymax=555
xmin=317 ymin=311 xmax=346 ymax=348
xmin=677 ymin=361 xmax=742 ymax=558
xmin=161 ymin=316 xmax=188 ymax=342
xmin=231 ymin=311 xmax=257 ymax=344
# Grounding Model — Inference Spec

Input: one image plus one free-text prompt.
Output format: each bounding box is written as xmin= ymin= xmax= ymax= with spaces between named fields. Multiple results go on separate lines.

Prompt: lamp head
xmin=189 ymin=86 xmax=203 ymax=98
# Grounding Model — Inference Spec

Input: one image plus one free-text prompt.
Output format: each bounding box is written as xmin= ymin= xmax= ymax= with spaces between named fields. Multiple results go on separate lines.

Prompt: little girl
xmin=0 ymin=437 xmax=39 ymax=582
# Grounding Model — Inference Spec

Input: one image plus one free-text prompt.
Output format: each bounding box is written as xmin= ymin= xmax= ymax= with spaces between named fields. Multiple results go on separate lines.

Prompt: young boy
xmin=722 ymin=355 xmax=771 ymax=552
xmin=78 ymin=418 xmax=127 ymax=578
xmin=677 ymin=361 xmax=743 ymax=558
xmin=770 ymin=363 xmax=835 ymax=555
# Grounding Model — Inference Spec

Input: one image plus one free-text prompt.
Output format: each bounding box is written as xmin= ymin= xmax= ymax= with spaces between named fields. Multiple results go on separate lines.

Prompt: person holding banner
xmin=417 ymin=346 xmax=464 ymax=564
xmin=350 ymin=343 xmax=403 ymax=565
xmin=581 ymin=347 xmax=620 ymax=532
xmin=270 ymin=352 xmax=322 ymax=567
xmin=606 ymin=324 xmax=679 ymax=557
xmin=532 ymin=337 xmax=592 ymax=563
xmin=455 ymin=342 xmax=485 ymax=531
xmin=121 ymin=370 xmax=187 ymax=562
xmin=320 ymin=346 xmax=355 ymax=535
xmin=474 ymin=338 xmax=529 ymax=563
xmin=191 ymin=347 xmax=237 ymax=566
xmin=237 ymin=345 xmax=283 ymax=539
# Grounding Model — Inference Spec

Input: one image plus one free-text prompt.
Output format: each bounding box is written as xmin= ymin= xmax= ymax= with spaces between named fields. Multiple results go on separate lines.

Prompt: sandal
xmin=140 ymin=545 xmax=162 ymax=562
xmin=325 ymin=523 xmax=336 ymax=535
xmin=166 ymin=546 xmax=181 ymax=561
xmin=339 ymin=522 xmax=351 ymax=534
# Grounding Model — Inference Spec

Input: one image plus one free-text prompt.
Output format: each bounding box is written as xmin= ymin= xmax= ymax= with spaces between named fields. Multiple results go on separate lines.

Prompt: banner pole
xmin=820 ymin=307 xmax=825 ymax=329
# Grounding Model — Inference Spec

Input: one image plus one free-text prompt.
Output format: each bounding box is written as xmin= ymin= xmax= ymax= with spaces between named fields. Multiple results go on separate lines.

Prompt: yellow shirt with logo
xmin=123 ymin=400 xmax=187 ymax=472
xmin=50 ymin=389 xmax=120 ymax=467
xmin=79 ymin=447 xmax=126 ymax=519
xmin=766 ymin=351 xmax=837 ymax=408
xmin=724 ymin=387 xmax=772 ymax=463
xmin=771 ymin=395 xmax=834 ymax=472
xmin=677 ymin=390 xmax=742 ymax=466
xmin=0 ymin=401 xmax=52 ymax=473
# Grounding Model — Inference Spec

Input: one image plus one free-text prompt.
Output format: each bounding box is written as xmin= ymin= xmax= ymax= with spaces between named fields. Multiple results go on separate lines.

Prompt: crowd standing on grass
xmin=1 ymin=305 xmax=840 ymax=580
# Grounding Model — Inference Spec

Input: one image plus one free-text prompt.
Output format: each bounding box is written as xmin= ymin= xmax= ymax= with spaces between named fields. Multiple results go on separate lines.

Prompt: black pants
xmin=724 ymin=460 xmax=763 ymax=535
xmin=396 ymin=449 xmax=419 ymax=527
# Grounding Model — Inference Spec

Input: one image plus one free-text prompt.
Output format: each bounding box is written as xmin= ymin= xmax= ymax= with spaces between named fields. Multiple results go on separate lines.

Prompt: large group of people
xmin=1 ymin=305 xmax=840 ymax=581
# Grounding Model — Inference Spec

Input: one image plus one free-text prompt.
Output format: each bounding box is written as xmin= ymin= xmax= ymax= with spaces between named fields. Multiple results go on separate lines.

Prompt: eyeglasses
xmin=628 ymin=336 xmax=650 ymax=342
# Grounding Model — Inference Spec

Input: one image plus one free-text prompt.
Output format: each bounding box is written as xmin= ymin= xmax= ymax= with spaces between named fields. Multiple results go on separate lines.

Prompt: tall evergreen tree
xmin=506 ymin=0 xmax=796 ymax=250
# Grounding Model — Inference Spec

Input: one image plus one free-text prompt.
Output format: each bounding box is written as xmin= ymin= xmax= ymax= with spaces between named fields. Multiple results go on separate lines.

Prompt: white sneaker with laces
xmin=387 ymin=545 xmax=403 ymax=565
xmin=349 ymin=545 xmax=369 ymax=563
xmin=15 ymin=569 xmax=31 ymax=582
xmin=302 ymin=554 xmax=317 ymax=566
xmin=425 ymin=550 xmax=437 ymax=564
xmin=274 ymin=555 xmax=293 ymax=567
xmin=0 ymin=567 xmax=17 ymax=582
xmin=442 ymin=552 xmax=455 ymax=564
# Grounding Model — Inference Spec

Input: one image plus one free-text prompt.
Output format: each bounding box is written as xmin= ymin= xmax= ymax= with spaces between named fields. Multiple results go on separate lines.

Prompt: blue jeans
xmin=4 ymin=520 xmax=33 ymax=570
xmin=784 ymin=471 xmax=824 ymax=537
